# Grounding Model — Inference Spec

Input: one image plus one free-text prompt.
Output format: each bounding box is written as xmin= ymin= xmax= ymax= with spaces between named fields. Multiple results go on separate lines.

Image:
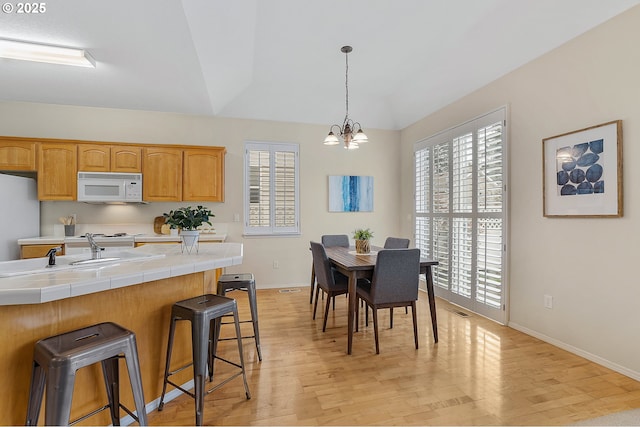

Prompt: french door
xmin=414 ymin=108 xmax=507 ymax=324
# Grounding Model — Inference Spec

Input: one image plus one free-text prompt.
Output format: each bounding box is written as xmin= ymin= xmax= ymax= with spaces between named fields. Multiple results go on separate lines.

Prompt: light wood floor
xmin=145 ymin=288 xmax=640 ymax=426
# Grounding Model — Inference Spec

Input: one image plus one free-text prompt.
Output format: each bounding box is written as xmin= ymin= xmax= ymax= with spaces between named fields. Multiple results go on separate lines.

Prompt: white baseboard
xmin=508 ymin=321 xmax=640 ymax=382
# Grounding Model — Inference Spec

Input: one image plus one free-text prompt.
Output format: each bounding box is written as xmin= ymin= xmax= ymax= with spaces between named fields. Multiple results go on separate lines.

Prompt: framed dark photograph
xmin=542 ymin=120 xmax=622 ymax=218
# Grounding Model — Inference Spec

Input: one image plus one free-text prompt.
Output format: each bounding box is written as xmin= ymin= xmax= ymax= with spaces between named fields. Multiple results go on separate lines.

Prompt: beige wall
xmin=401 ymin=5 xmax=640 ymax=379
xmin=0 ymin=102 xmax=402 ymax=288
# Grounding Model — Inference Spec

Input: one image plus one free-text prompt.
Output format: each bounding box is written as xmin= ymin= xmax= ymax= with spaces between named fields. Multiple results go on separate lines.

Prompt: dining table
xmin=317 ymin=245 xmax=439 ymax=355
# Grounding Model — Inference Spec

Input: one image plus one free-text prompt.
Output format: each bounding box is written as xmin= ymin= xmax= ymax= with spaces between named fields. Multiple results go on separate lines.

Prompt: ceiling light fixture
xmin=0 ymin=38 xmax=95 ymax=68
xmin=324 ymin=45 xmax=368 ymax=150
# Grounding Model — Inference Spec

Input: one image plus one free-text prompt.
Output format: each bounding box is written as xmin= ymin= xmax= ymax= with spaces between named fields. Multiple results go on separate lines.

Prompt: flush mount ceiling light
xmin=0 ymin=38 xmax=95 ymax=68
xmin=324 ymin=45 xmax=368 ymax=150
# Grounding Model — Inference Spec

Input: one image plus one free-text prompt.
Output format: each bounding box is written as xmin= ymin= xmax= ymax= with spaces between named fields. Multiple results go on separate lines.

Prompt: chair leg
xmin=309 ymin=267 xmax=316 ymax=304
xmin=411 ymin=301 xmax=419 ymax=350
xmin=322 ymin=293 xmax=331 ymax=332
xmin=390 ymin=308 xmax=394 ymax=329
xmin=313 ymin=287 xmax=321 ymax=320
xmin=372 ymin=307 xmax=380 ymax=354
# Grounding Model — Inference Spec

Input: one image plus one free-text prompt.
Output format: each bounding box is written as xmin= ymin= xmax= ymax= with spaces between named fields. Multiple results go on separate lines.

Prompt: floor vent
xmin=449 ymin=308 xmax=470 ymax=318
xmin=278 ymin=289 xmax=301 ymax=294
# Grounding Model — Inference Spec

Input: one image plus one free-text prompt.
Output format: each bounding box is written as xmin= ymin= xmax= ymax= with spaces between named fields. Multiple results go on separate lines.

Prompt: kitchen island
xmin=0 ymin=243 xmax=242 ymax=425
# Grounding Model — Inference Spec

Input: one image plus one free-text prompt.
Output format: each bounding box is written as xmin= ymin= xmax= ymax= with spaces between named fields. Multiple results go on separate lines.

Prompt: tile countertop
xmin=0 ymin=242 xmax=242 ymax=306
xmin=18 ymin=233 xmax=227 ymax=245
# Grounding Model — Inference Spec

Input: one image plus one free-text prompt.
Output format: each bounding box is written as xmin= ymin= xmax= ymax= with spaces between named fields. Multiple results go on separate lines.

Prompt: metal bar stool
xmin=25 ymin=322 xmax=147 ymax=426
xmin=216 ymin=273 xmax=262 ymax=361
xmin=158 ymin=294 xmax=251 ymax=426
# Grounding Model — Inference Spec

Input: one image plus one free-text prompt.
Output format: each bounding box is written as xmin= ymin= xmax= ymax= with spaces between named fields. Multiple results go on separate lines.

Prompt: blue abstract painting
xmin=328 ymin=175 xmax=373 ymax=212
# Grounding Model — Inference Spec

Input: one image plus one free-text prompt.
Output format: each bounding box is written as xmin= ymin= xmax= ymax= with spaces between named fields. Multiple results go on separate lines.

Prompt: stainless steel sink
xmin=68 ymin=257 xmax=121 ymax=266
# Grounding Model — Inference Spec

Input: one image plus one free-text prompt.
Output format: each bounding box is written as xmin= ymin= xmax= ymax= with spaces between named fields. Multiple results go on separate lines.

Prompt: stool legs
xmin=159 ymin=295 xmax=251 ymax=426
xmin=25 ymin=362 xmax=45 ymax=425
xmin=101 ymin=357 xmax=122 ymax=426
xmin=246 ymin=284 xmax=263 ymax=361
xmin=217 ymin=285 xmax=262 ymax=361
xmin=192 ymin=314 xmax=209 ymax=426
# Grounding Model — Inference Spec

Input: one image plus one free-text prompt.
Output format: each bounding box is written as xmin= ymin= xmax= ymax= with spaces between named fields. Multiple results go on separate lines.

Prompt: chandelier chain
xmin=344 ymin=49 xmax=349 ymax=123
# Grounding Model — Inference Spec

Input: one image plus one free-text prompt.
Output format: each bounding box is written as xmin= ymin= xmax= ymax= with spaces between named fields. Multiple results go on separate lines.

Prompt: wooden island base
xmin=0 ymin=269 xmax=219 ymax=425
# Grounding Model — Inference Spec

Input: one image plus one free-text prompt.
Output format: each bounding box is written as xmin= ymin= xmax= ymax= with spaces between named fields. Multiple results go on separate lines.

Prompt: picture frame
xmin=328 ymin=175 xmax=373 ymax=212
xmin=542 ymin=120 xmax=622 ymax=218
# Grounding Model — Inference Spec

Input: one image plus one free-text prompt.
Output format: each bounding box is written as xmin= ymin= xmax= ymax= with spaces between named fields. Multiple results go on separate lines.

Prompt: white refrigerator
xmin=0 ymin=174 xmax=40 ymax=261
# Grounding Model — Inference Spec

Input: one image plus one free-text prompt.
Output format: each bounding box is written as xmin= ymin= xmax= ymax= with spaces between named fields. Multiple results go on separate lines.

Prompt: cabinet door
xmin=142 ymin=147 xmax=182 ymax=201
xmin=111 ymin=146 xmax=142 ymax=172
xmin=183 ymin=148 xmax=225 ymax=202
xmin=38 ymin=143 xmax=77 ymax=200
xmin=78 ymin=144 xmax=110 ymax=171
xmin=0 ymin=139 xmax=36 ymax=171
xmin=21 ymin=244 xmax=64 ymax=259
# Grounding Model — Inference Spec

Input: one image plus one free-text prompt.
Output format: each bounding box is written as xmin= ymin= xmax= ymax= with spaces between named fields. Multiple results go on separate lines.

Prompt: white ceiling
xmin=0 ymin=0 xmax=638 ymax=130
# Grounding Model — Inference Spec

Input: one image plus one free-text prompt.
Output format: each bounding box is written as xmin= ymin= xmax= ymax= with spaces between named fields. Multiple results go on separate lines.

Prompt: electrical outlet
xmin=544 ymin=294 xmax=553 ymax=309
xmin=273 ymin=260 xmax=279 ymax=269
xmin=233 ymin=213 xmax=240 ymax=222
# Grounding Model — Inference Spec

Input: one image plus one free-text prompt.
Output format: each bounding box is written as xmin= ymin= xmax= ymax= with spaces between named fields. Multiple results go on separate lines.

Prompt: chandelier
xmin=323 ymin=45 xmax=368 ymax=150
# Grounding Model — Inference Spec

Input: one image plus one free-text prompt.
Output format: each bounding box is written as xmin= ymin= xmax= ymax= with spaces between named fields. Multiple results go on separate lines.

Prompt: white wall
xmin=0 ymin=102 xmax=402 ymax=288
xmin=400 ymin=5 xmax=640 ymax=379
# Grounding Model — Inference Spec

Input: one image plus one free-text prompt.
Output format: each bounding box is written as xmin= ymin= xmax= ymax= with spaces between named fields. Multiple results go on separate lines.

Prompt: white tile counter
xmin=0 ymin=242 xmax=242 ymax=305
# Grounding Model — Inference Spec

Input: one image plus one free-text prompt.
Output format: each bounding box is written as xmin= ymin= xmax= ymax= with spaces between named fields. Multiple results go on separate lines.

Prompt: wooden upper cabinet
xmin=183 ymin=147 xmax=226 ymax=202
xmin=0 ymin=139 xmax=37 ymax=171
xmin=78 ymin=144 xmax=141 ymax=172
xmin=142 ymin=147 xmax=182 ymax=201
xmin=78 ymin=144 xmax=109 ymax=171
xmin=38 ymin=143 xmax=77 ymax=200
xmin=111 ymin=146 xmax=142 ymax=172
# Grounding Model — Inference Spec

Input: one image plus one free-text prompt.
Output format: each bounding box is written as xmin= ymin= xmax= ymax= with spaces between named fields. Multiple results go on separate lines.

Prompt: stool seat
xmin=217 ymin=273 xmax=262 ymax=361
xmin=158 ymin=294 xmax=250 ymax=426
xmin=25 ymin=322 xmax=147 ymax=426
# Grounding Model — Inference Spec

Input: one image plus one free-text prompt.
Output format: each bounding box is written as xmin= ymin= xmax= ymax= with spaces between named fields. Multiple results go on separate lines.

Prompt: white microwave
xmin=77 ymin=172 xmax=143 ymax=203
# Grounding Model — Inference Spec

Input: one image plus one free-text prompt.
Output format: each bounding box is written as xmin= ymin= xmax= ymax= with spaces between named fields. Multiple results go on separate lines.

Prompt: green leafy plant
xmin=163 ymin=205 xmax=214 ymax=230
xmin=353 ymin=228 xmax=374 ymax=240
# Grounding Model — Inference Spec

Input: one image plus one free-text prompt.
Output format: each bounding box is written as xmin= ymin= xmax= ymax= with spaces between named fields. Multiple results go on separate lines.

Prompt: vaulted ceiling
xmin=1 ymin=0 xmax=638 ymax=130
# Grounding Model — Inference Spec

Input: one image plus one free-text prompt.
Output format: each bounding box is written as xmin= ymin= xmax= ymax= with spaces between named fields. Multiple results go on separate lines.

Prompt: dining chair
xmin=384 ymin=237 xmax=411 ymax=320
xmin=311 ymin=234 xmax=350 ymax=307
xmin=383 ymin=237 xmax=410 ymax=249
xmin=310 ymin=241 xmax=349 ymax=332
xmin=356 ymin=248 xmax=421 ymax=354
xmin=321 ymin=234 xmax=350 ymax=247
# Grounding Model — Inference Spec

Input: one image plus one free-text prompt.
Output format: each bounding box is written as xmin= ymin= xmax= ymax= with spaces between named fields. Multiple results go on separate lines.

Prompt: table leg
xmin=309 ymin=263 xmax=316 ymax=304
xmin=347 ymin=272 xmax=357 ymax=355
xmin=425 ymin=266 xmax=438 ymax=343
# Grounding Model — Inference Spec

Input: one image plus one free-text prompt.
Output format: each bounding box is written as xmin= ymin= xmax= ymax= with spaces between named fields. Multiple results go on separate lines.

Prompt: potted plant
xmin=163 ymin=206 xmax=214 ymax=253
xmin=353 ymin=228 xmax=373 ymax=254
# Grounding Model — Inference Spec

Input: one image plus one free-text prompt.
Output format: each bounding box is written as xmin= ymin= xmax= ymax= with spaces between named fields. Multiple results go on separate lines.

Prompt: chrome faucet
xmin=85 ymin=233 xmax=104 ymax=259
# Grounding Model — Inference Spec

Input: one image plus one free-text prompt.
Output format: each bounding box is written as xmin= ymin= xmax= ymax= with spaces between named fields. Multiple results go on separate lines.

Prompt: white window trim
xmin=243 ymin=141 xmax=300 ymax=237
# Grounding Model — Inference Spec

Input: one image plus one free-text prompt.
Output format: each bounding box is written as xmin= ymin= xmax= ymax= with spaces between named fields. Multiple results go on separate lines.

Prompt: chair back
xmin=310 ymin=241 xmax=337 ymax=288
xmin=321 ymin=234 xmax=349 ymax=247
xmin=384 ymin=237 xmax=410 ymax=249
xmin=370 ymin=248 xmax=420 ymax=304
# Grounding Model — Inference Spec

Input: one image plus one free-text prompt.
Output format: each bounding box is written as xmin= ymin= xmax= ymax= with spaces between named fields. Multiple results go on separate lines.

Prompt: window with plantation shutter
xmin=244 ymin=142 xmax=299 ymax=236
xmin=414 ymin=108 xmax=508 ymax=324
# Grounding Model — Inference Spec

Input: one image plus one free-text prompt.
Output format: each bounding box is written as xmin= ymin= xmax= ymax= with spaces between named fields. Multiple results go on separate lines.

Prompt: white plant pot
xmin=180 ymin=230 xmax=200 ymax=254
